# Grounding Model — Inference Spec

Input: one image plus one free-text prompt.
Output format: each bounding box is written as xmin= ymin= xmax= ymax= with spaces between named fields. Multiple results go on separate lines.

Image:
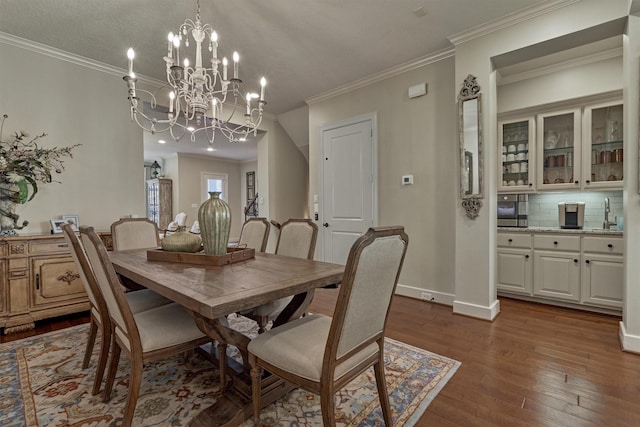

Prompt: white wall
xmin=174 ymin=154 xmax=242 ymax=239
xmin=0 ymin=41 xmax=144 ymax=233
xmin=308 ymin=56 xmax=457 ymax=300
xmin=260 ymin=119 xmax=309 ymax=224
xmin=621 ymin=15 xmax=640 ymax=352
xmin=498 ymin=56 xmax=623 ymax=113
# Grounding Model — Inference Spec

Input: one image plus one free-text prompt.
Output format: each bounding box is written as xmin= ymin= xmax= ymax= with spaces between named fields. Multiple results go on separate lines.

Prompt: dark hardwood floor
xmin=3 ymin=292 xmax=639 ymax=426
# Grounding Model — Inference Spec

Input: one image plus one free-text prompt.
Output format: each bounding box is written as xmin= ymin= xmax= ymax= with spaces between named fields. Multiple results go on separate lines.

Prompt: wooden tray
xmin=146 ymin=247 xmax=255 ymax=266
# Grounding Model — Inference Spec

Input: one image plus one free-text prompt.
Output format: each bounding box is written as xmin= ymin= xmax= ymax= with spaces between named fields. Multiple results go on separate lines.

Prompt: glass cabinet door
xmin=537 ymin=108 xmax=581 ymax=190
xmin=498 ymin=117 xmax=534 ymax=192
xmin=584 ymin=101 xmax=623 ymax=188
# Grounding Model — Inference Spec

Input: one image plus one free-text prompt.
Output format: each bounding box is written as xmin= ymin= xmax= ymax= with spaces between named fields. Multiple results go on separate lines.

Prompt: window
xmin=201 ymin=172 xmax=228 ymax=202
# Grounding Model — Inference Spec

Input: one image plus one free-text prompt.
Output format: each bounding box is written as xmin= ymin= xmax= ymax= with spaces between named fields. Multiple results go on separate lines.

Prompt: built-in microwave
xmin=497 ymin=194 xmax=528 ymax=227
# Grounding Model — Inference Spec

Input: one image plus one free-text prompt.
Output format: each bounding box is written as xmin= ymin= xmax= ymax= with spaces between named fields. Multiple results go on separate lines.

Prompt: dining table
xmin=109 ymin=248 xmax=344 ymax=427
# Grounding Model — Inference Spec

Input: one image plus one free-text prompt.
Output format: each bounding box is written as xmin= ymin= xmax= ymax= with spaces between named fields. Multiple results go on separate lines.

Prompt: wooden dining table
xmin=109 ymin=248 xmax=344 ymax=427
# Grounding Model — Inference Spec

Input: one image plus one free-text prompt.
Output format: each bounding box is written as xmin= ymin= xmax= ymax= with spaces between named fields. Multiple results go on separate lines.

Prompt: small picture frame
xmin=50 ymin=219 xmax=66 ymax=234
xmin=62 ymin=214 xmax=80 ymax=231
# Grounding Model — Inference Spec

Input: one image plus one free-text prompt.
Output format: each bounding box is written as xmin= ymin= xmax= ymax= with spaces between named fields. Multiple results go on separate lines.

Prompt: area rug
xmin=0 ymin=315 xmax=460 ymax=426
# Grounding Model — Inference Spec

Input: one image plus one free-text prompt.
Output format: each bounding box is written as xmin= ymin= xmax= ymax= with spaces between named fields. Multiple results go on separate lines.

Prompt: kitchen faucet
xmin=603 ymin=197 xmax=617 ymax=230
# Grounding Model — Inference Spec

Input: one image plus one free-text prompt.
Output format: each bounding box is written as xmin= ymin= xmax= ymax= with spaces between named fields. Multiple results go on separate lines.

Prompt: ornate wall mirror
xmin=458 ymin=74 xmax=483 ymax=219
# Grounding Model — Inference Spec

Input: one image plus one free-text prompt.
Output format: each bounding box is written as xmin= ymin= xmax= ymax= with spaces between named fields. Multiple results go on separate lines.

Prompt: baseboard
xmin=619 ymin=321 xmax=640 ymax=354
xmin=395 ymin=283 xmax=455 ymax=306
xmin=452 ymin=299 xmax=501 ymax=321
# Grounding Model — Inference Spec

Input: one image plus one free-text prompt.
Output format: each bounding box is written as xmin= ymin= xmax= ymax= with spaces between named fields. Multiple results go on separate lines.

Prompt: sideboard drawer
xmin=29 ymin=240 xmax=70 ymax=255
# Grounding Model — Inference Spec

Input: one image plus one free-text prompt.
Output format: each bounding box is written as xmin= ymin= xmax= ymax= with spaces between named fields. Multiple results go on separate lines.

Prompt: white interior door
xmin=321 ymin=116 xmax=376 ymax=265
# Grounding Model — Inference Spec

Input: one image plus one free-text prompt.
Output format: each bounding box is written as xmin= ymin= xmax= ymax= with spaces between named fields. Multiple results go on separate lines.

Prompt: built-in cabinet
xmin=0 ymin=234 xmax=90 ymax=334
xmin=496 ymin=233 xmax=532 ymax=295
xmin=147 ymin=178 xmax=172 ymax=230
xmin=499 ymin=97 xmax=623 ymax=193
xmin=498 ymin=230 xmax=623 ymax=312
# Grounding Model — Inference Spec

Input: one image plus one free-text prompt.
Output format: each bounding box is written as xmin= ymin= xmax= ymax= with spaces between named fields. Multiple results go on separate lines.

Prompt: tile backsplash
xmin=527 ymin=191 xmax=623 ymax=229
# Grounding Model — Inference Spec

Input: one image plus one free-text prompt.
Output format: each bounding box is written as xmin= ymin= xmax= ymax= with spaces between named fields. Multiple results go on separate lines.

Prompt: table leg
xmin=189 ymin=291 xmax=315 ymax=426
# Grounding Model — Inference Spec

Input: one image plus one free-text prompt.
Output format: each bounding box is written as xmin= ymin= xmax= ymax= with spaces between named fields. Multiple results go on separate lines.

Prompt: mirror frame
xmin=458 ymin=74 xmax=483 ymax=219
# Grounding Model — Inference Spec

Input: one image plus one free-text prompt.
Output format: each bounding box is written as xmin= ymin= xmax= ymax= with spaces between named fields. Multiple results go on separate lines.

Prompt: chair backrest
xmin=110 ymin=218 xmax=160 ymax=251
xmin=325 ymin=226 xmax=408 ymax=364
xmin=61 ymin=224 xmax=106 ymax=319
xmin=80 ymin=225 xmax=141 ymax=353
xmin=275 ymin=219 xmax=318 ymax=260
xmin=238 ymin=218 xmax=271 ymax=252
xmin=167 ymin=212 xmax=188 ymax=232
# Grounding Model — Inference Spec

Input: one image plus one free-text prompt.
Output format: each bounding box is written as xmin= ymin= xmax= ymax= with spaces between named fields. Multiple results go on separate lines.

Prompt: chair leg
xmin=374 ymin=352 xmax=393 ymax=426
xmin=249 ymin=353 xmax=262 ymax=425
xmin=319 ymin=383 xmax=336 ymax=427
xmin=92 ymin=319 xmax=111 ymax=396
xmin=82 ymin=317 xmax=98 ymax=369
xmin=218 ymin=341 xmax=228 ymax=392
xmin=122 ymin=354 xmax=144 ymax=427
xmin=103 ymin=337 xmax=121 ymax=402
xmin=255 ymin=315 xmax=268 ymax=334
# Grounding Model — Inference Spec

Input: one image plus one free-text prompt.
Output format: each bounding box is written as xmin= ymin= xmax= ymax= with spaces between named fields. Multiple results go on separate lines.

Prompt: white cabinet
xmin=533 ymin=250 xmax=581 ymax=302
xmin=497 ymin=233 xmax=532 ymax=295
xmin=582 ymin=101 xmax=623 ymax=189
xmin=581 ymin=236 xmax=623 ymax=309
xmin=537 ymin=108 xmax=582 ymax=190
xmin=497 ymin=249 xmax=532 ymax=295
xmin=498 ymin=97 xmax=623 ymax=193
xmin=497 ymin=231 xmax=623 ymax=311
xmin=498 ymin=117 xmax=535 ymax=192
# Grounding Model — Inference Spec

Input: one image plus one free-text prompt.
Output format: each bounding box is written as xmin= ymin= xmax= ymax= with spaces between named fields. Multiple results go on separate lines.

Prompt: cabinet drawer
xmin=497 ymin=233 xmax=532 ymax=248
xmin=582 ymin=236 xmax=623 ymax=255
xmin=533 ymin=235 xmax=580 ymax=251
xmin=9 ymin=258 xmax=28 ymax=271
xmin=29 ymin=240 xmax=70 ymax=255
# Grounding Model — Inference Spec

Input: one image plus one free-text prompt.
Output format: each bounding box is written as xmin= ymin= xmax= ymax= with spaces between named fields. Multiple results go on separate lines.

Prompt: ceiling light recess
xmin=123 ymin=0 xmax=266 ymax=144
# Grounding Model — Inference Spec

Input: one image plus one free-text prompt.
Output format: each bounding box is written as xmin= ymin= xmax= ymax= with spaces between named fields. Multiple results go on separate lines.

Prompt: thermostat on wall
xmin=402 ymin=175 xmax=414 ymax=185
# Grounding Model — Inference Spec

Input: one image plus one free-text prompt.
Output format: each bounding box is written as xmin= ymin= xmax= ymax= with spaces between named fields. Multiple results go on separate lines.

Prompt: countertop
xmin=498 ymin=226 xmax=623 ymax=236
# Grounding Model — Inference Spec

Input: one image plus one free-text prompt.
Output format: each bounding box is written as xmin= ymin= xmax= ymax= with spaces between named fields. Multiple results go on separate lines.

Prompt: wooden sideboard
xmin=0 ymin=233 xmax=112 ymax=334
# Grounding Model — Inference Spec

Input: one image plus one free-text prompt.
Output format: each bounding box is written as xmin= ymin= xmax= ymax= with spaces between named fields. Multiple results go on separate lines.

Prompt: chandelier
xmin=123 ymin=0 xmax=266 ymax=144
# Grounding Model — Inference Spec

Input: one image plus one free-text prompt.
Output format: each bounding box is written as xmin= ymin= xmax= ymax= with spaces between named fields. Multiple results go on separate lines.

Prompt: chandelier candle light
xmin=123 ymin=0 xmax=266 ymax=144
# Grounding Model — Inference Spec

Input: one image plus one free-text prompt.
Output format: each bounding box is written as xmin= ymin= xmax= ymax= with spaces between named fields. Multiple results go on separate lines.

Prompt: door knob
xmin=323 ymin=222 xmax=329 ymax=228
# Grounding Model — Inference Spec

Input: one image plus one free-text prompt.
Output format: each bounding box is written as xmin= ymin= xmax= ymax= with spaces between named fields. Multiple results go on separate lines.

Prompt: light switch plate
xmin=402 ymin=175 xmax=414 ymax=185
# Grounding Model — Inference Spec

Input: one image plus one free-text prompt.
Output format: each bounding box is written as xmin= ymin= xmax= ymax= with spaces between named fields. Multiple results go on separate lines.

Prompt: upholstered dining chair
xmin=61 ymin=224 xmax=172 ymax=397
xmin=78 ymin=225 xmax=211 ymax=427
xmin=237 ymin=217 xmax=271 ymax=252
xmin=110 ymin=218 xmax=160 ymax=251
xmin=243 ymin=218 xmax=318 ymax=333
xmin=248 ymin=226 xmax=408 ymax=427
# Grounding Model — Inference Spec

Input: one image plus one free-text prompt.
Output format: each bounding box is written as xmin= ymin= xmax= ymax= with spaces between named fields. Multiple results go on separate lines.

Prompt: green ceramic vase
xmin=160 ymin=226 xmax=202 ymax=253
xmin=198 ymin=191 xmax=231 ymax=255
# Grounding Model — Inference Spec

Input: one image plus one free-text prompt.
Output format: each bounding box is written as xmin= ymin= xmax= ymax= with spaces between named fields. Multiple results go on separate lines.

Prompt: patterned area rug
xmin=0 ymin=315 xmax=460 ymax=426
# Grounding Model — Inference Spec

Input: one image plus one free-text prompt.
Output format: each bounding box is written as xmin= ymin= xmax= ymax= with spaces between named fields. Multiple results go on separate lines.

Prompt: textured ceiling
xmin=0 ymin=0 xmax=548 ymax=160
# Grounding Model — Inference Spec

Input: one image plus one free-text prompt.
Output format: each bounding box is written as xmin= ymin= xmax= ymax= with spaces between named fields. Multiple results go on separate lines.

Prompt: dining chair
xmin=238 ymin=217 xmax=270 ymax=252
xmin=62 ymin=224 xmax=172 ymax=397
xmin=248 ymin=226 xmax=408 ymax=426
xmin=110 ymin=218 xmax=160 ymax=251
xmin=162 ymin=211 xmax=188 ymax=236
xmin=78 ymin=225 xmax=211 ymax=427
xmin=242 ymin=218 xmax=318 ymax=333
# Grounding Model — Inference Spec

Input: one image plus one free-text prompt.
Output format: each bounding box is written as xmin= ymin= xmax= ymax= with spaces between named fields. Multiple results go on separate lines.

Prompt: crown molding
xmin=448 ymin=0 xmax=582 ymax=46
xmin=305 ymin=47 xmax=454 ymax=106
xmin=0 ymin=31 xmax=164 ymax=88
xmin=497 ymin=46 xmax=623 ymax=86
